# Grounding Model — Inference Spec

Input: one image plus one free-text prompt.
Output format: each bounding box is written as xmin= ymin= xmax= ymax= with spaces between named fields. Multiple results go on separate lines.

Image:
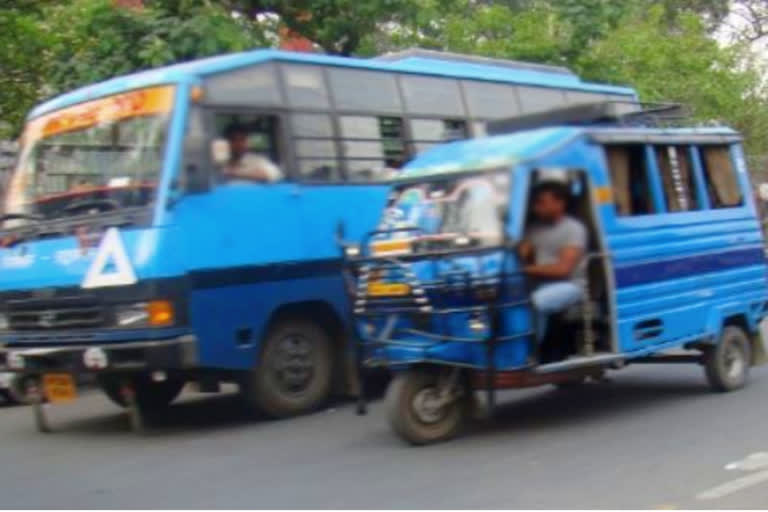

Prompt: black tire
xmin=98 ymin=374 xmax=186 ymax=410
xmin=704 ymin=326 xmax=752 ymax=392
xmin=386 ymin=369 xmax=467 ymax=445
xmin=2 ymin=375 xmax=33 ymax=405
xmin=0 ymin=389 xmax=14 ymax=404
xmin=243 ymin=318 xmax=333 ymax=418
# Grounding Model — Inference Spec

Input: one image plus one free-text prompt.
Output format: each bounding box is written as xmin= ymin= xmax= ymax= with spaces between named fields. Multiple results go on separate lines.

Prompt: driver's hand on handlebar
xmin=517 ymin=240 xmax=533 ymax=264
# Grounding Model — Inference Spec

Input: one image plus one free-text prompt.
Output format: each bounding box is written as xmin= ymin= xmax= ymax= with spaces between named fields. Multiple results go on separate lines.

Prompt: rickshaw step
xmin=534 ymin=352 xmax=622 ymax=374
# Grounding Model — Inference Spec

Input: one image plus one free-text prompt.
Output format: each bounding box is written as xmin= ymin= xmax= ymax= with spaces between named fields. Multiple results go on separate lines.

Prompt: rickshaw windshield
xmin=380 ymin=169 xmax=510 ymax=246
xmin=3 ymin=86 xmax=175 ymax=227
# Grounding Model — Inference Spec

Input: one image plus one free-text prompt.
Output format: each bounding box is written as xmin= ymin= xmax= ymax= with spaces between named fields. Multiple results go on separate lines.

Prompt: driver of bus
xmin=221 ymin=124 xmax=283 ymax=183
xmin=518 ymin=180 xmax=587 ymax=343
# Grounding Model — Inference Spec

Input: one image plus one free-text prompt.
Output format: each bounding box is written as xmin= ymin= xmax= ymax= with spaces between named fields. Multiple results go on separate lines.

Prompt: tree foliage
xmin=2 ymin=0 xmax=768 ymax=163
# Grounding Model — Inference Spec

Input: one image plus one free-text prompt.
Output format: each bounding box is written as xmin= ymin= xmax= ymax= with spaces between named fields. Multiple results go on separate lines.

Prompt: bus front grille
xmin=6 ymin=297 xmax=107 ymax=331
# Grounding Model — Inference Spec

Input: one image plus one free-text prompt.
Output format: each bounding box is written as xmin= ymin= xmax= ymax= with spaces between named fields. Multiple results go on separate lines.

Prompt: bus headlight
xmin=115 ymin=300 xmax=175 ymax=328
xmin=7 ymin=351 xmax=24 ymax=370
xmin=115 ymin=302 xmax=150 ymax=327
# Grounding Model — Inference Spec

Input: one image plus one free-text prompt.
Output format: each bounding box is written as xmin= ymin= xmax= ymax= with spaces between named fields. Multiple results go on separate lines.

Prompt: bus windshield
xmin=381 ymin=170 xmax=510 ymax=245
xmin=4 ymin=86 xmax=175 ymax=225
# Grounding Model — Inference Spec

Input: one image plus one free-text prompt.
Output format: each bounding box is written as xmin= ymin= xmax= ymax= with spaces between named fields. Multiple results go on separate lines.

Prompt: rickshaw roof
xmin=402 ymin=125 xmax=741 ymax=178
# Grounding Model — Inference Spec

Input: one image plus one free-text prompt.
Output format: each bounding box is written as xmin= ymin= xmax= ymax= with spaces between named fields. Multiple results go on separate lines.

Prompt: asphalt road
xmin=1 ymin=363 xmax=768 ymax=509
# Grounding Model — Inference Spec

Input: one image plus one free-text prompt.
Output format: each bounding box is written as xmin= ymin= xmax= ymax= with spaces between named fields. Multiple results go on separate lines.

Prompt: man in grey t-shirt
xmin=518 ymin=181 xmax=587 ymax=343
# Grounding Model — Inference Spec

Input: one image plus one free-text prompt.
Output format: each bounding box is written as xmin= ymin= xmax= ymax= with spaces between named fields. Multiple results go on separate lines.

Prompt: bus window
xmin=605 ymin=145 xmax=656 ymax=216
xmin=291 ymin=113 xmax=340 ymax=181
xmin=340 ymin=116 xmax=406 ymax=181
xmin=700 ymin=145 xmax=743 ymax=208
xmin=410 ymin=119 xmax=468 ymax=153
xmin=282 ymin=64 xmax=331 ymax=109
xmin=400 ymin=75 xmax=464 ymax=117
xmin=517 ymin=86 xmax=568 ymax=115
xmin=462 ymin=80 xmax=521 ymax=119
xmin=213 ymin=113 xmax=283 ymax=184
xmin=327 ymin=68 xmax=402 ymax=114
xmin=655 ymin=145 xmax=698 ymax=212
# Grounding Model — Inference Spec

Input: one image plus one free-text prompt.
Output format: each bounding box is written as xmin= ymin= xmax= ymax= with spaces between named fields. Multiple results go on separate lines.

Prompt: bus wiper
xmin=0 ymin=212 xmax=43 ymax=222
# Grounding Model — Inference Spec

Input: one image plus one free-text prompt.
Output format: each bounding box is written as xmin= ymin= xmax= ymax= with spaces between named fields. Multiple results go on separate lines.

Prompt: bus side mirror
xmin=210 ymin=139 xmax=230 ymax=166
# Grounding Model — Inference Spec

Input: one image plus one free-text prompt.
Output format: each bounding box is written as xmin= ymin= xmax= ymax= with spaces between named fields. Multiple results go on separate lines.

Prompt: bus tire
xmin=3 ymin=375 xmax=33 ymax=405
xmin=704 ymin=326 xmax=751 ymax=392
xmin=98 ymin=374 xmax=185 ymax=410
xmin=386 ymin=369 xmax=467 ymax=445
xmin=245 ymin=319 xmax=332 ymax=418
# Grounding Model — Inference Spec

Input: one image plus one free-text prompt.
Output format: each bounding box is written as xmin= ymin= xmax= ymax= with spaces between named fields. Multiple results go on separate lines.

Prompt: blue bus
xmin=0 ymin=48 xmax=636 ymax=430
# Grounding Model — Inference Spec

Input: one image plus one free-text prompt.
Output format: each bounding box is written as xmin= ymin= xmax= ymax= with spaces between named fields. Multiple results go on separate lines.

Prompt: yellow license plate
xmin=43 ymin=373 xmax=77 ymax=403
xmin=371 ymin=238 xmax=412 ymax=256
xmin=367 ymin=282 xmax=411 ymax=297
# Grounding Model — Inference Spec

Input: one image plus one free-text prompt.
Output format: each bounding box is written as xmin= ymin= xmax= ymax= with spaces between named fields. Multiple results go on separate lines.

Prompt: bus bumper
xmin=0 ymin=335 xmax=198 ymax=375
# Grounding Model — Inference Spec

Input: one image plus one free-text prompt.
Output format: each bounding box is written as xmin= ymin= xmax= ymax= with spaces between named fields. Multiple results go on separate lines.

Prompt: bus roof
xmin=29 ymin=48 xmax=636 ymax=119
xmin=402 ymin=125 xmax=741 ymax=177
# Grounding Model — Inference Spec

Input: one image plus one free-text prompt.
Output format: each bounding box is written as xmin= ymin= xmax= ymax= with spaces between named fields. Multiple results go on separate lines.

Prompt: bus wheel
xmin=98 ymin=374 xmax=186 ymax=410
xmin=704 ymin=326 xmax=752 ymax=392
xmin=2 ymin=375 xmax=34 ymax=405
xmin=386 ymin=369 xmax=467 ymax=445
xmin=245 ymin=319 xmax=332 ymax=418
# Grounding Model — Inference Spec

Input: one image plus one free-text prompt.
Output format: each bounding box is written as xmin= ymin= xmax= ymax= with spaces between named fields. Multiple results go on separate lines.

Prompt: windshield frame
xmin=3 ymin=85 xmax=178 ymax=232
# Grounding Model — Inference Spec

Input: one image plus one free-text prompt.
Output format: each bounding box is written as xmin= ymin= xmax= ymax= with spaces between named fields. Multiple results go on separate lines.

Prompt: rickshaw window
xmin=654 ymin=145 xmax=699 ymax=212
xmin=604 ymin=144 xmax=656 ymax=216
xmin=699 ymin=145 xmax=743 ymax=208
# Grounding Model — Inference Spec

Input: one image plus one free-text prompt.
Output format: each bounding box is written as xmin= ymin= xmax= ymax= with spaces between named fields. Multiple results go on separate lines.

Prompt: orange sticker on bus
xmin=25 ymin=85 xmax=175 ymax=140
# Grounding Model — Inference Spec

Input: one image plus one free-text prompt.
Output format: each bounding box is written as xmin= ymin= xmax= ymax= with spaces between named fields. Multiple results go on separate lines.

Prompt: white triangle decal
xmin=81 ymin=228 xmax=138 ymax=289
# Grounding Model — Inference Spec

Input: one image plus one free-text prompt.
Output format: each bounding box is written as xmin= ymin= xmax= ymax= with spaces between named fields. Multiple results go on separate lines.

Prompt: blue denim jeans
xmin=531 ymin=282 xmax=584 ymax=343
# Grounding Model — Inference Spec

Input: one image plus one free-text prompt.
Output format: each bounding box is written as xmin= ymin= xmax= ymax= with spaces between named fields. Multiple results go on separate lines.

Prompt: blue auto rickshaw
xmin=340 ymin=102 xmax=768 ymax=444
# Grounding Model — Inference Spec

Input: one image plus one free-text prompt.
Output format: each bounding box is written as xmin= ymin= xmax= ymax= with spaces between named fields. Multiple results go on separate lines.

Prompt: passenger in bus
xmin=518 ymin=181 xmax=587 ymax=343
xmin=222 ymin=124 xmax=283 ymax=183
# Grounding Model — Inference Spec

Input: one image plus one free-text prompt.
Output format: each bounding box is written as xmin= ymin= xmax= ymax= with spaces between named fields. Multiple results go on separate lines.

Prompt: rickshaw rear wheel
xmin=704 ymin=326 xmax=751 ymax=392
xmin=386 ymin=369 xmax=468 ymax=445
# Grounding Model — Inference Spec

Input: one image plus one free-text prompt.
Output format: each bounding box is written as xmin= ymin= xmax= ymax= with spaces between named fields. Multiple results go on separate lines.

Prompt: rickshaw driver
xmin=518 ymin=180 xmax=587 ymax=343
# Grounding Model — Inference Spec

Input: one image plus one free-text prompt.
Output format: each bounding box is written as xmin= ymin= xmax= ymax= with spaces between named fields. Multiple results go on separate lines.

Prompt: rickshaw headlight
xmin=469 ymin=314 xmax=487 ymax=333
xmin=345 ymin=244 xmax=361 ymax=258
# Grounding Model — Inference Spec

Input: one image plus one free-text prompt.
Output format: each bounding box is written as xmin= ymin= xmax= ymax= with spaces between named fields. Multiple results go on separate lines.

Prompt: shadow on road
xmin=30 ymin=368 xmax=737 ymax=439
xmin=468 ymin=372 xmax=715 ymax=440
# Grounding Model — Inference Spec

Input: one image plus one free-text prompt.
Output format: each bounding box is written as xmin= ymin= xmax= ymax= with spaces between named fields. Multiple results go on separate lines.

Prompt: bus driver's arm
xmin=226 ymin=155 xmax=283 ymax=183
xmin=523 ymin=246 xmax=583 ymax=280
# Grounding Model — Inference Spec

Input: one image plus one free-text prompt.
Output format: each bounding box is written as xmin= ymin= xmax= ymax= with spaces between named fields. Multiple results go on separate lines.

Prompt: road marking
xmin=697 ymin=452 xmax=768 ymax=500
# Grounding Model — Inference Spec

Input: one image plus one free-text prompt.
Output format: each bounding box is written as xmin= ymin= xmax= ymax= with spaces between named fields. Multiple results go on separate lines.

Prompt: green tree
xmin=0 ymin=7 xmax=52 ymax=137
xmin=577 ymin=6 xmax=768 ymax=155
xmin=219 ymin=0 xmax=421 ymax=56
xmin=46 ymin=0 xmax=266 ymax=92
xmin=0 ymin=0 xmax=264 ymax=137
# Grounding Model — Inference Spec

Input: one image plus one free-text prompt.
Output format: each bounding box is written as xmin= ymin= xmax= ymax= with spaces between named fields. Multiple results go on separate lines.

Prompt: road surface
xmin=1 ymin=363 xmax=768 ymax=509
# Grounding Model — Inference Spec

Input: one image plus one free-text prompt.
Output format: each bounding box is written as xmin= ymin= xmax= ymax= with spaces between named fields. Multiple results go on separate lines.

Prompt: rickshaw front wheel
xmin=386 ymin=369 xmax=468 ymax=445
xmin=704 ymin=326 xmax=751 ymax=392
